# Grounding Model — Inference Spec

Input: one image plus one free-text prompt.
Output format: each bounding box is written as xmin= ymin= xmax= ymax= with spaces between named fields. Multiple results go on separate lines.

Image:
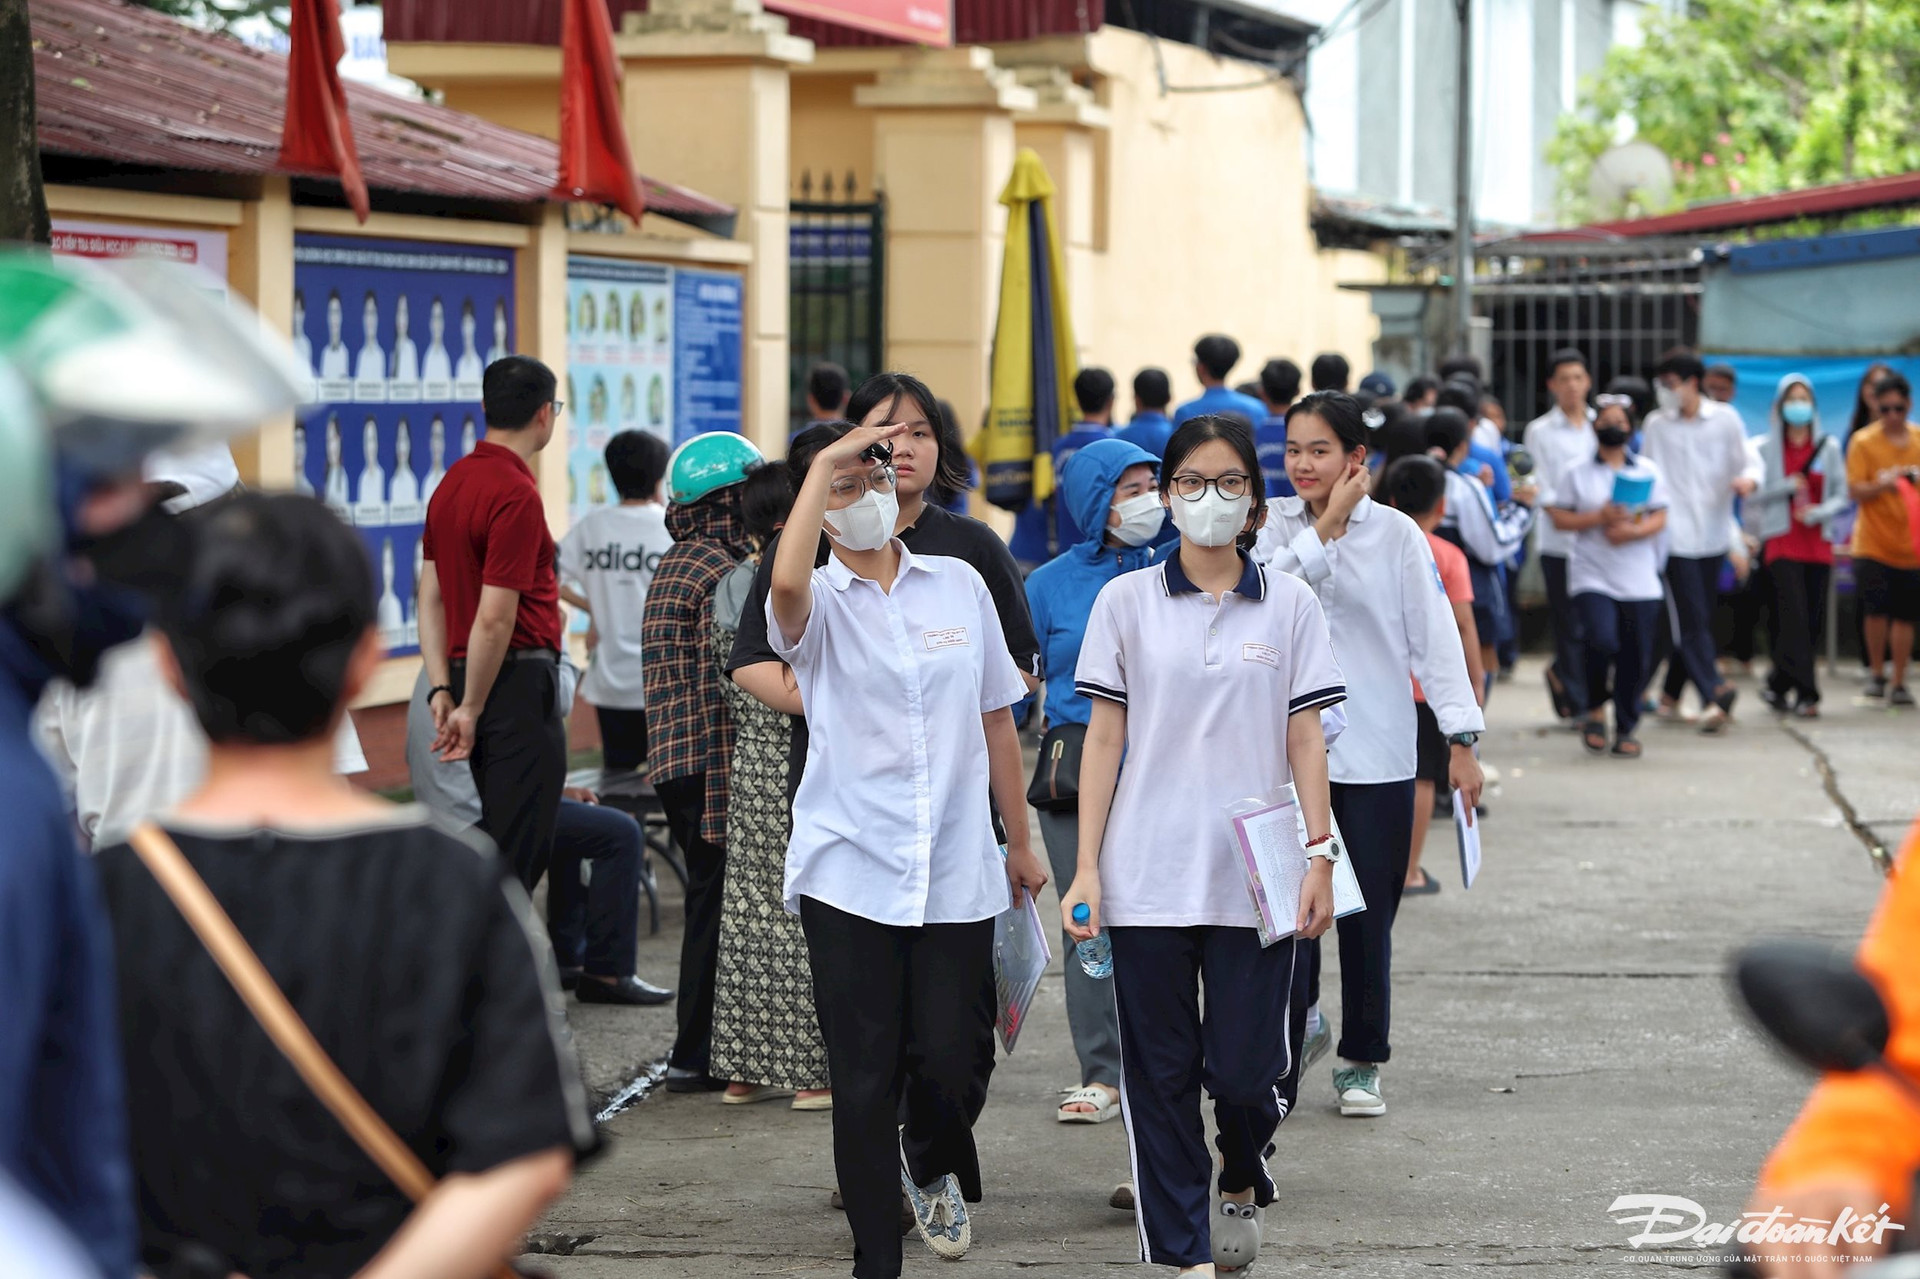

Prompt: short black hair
xmin=1310 ymin=352 xmax=1350 ymax=392
xmin=1605 ymin=375 xmax=1653 ymax=416
xmin=1547 ymin=348 xmax=1588 ymax=380
xmin=1654 ymin=347 xmax=1706 ymax=385
xmin=1194 ymin=335 xmax=1242 ymax=382
xmin=1290 ymin=390 xmax=1368 ymax=452
xmin=1436 ymin=380 xmax=1480 ymax=418
xmin=1404 ymin=374 xmax=1441 ymax=404
xmin=1873 ymin=370 xmax=1913 ymax=402
xmin=1382 ymin=454 xmax=1448 ymax=519
xmin=1704 ymin=362 xmax=1738 ymax=386
xmin=482 ymin=355 xmax=558 ymax=429
xmin=1234 ymin=380 xmax=1262 ymax=400
xmin=1074 ymin=367 xmax=1117 ymax=417
xmin=605 ymin=430 xmax=670 ymax=501
xmin=1425 ymin=406 xmax=1473 ymax=457
xmin=739 ymin=461 xmax=795 ymax=547
xmin=1160 ymin=414 xmax=1265 ymax=551
xmin=1260 ymin=358 xmax=1302 ymax=406
xmin=845 ymin=371 xmax=971 ymax=505
xmin=1133 ymin=367 xmax=1172 ymax=411
xmin=1438 ymin=354 xmax=1485 ymax=387
xmin=1374 ymin=401 xmax=1428 ymax=466
xmin=807 ymin=362 xmax=850 ymax=414
xmin=163 ymin=494 xmax=373 ymax=746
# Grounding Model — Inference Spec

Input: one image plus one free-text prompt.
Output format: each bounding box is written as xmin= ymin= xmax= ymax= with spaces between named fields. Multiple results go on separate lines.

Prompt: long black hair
xmin=1290 ymin=390 xmax=1368 ymax=453
xmin=845 ymin=372 xmax=971 ymax=505
xmin=1161 ymin=413 xmax=1265 ymax=552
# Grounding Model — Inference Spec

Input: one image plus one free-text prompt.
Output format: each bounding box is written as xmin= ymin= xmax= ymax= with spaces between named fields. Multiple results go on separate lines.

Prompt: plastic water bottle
xmin=1071 ymin=904 xmax=1113 ymax=979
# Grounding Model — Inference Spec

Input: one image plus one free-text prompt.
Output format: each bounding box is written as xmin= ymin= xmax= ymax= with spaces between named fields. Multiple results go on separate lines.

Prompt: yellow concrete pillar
xmin=856 ymin=48 xmax=1036 ymax=438
xmin=1013 ymin=68 xmax=1109 ymax=371
xmin=227 ymin=176 xmax=296 ymax=488
xmin=521 ymin=202 xmax=573 ymax=539
xmin=618 ymin=0 xmax=812 ymax=458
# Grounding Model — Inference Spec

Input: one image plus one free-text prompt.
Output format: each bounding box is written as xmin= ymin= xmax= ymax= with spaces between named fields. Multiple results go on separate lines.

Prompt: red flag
xmin=556 ymin=0 xmax=645 ymax=225
xmin=277 ymin=0 xmax=370 ymax=223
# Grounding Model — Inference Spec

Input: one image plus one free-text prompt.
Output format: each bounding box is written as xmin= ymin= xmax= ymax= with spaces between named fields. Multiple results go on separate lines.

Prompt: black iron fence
xmin=790 ymin=172 xmax=885 ymax=436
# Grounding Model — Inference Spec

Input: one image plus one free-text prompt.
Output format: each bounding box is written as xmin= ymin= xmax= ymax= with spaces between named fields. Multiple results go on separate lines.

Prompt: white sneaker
xmin=1333 ymin=1063 xmax=1385 ymax=1117
xmin=1211 ymin=1199 xmax=1263 ymax=1271
xmin=900 ymin=1154 xmax=971 ymax=1260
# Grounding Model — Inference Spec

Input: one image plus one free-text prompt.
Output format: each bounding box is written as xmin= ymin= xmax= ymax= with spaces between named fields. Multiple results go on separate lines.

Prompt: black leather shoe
xmin=575 ymin=975 xmax=674 ymax=1006
xmin=665 ymin=1068 xmax=727 ymax=1093
xmin=556 ymin=967 xmax=581 ymax=992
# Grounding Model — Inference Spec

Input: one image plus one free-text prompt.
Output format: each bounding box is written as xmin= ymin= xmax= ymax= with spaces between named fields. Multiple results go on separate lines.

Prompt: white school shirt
xmin=1640 ymin=399 xmax=1756 ymax=558
xmin=770 ymin=542 xmax=1027 ymax=927
xmin=1548 ymin=452 xmax=1671 ymax=602
xmin=1522 ymin=404 xmax=1597 ymax=558
xmin=557 ymin=503 xmax=674 ymax=710
xmin=1073 ymin=553 xmax=1345 ymax=928
xmin=1254 ymin=495 xmax=1485 ymax=783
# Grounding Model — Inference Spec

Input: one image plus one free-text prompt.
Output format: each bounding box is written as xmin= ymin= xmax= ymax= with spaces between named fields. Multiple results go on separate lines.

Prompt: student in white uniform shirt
xmin=1641 ymin=347 xmax=1759 ymax=734
xmin=767 ymin=419 xmax=1046 ymax=1279
xmin=1062 ymin=415 xmax=1344 ymax=1276
xmin=1256 ymin=391 xmax=1485 ymax=1120
xmin=1546 ymin=394 xmax=1669 ymax=758
xmin=558 ymin=430 xmax=674 ymax=770
xmin=1522 ymin=348 xmax=1598 ymax=722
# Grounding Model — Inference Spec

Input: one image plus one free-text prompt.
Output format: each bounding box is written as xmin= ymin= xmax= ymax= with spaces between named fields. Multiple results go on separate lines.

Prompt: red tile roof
xmin=1522 ymin=172 xmax=1920 ymax=242
xmin=33 ymin=0 xmax=735 ymax=223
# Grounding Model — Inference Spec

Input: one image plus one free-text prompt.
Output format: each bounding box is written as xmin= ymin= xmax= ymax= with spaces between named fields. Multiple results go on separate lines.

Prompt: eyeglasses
xmin=828 ymin=465 xmax=897 ymax=502
xmin=1596 ymin=393 xmax=1635 ymax=408
xmin=1879 ymin=401 xmax=1911 ymax=417
xmin=551 ymin=400 xmax=566 ymax=417
xmin=1169 ymin=472 xmax=1252 ymax=501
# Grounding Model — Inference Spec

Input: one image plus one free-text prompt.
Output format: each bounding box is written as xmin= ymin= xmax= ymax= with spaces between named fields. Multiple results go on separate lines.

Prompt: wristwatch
xmin=1305 ymin=833 xmax=1344 ymax=863
xmin=1447 ymin=731 xmax=1481 ymax=748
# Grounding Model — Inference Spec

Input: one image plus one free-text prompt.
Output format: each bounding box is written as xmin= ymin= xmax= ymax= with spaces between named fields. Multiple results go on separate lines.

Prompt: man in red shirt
xmin=419 ymin=355 xmax=567 ymax=890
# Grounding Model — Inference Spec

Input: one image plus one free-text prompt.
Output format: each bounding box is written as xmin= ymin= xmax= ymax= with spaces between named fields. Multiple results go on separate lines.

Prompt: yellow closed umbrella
xmin=976 ymin=148 xmax=1078 ymax=514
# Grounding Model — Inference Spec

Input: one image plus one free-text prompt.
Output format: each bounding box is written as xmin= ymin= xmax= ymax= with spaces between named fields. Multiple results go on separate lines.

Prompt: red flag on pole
xmin=277 ymin=0 xmax=370 ymax=222
xmin=556 ymin=0 xmax=645 ymax=225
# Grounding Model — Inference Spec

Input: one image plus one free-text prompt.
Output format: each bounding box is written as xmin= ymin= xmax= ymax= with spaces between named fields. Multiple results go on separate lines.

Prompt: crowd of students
xmin=11 ymin=306 xmax=1918 ymax=1279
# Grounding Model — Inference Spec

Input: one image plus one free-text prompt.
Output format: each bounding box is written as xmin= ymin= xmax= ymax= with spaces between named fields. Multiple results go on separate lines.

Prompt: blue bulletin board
xmin=673 ymin=268 xmax=744 ymax=444
xmin=292 ymin=235 xmax=515 ymax=656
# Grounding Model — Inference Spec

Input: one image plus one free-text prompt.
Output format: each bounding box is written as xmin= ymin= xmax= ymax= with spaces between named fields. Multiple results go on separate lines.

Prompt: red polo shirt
xmin=422 ymin=440 xmax=562 ymax=657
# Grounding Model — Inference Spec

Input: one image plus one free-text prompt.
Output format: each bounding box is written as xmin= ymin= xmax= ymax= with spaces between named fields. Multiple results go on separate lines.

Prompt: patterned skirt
xmin=709 ymin=633 xmax=830 ymax=1090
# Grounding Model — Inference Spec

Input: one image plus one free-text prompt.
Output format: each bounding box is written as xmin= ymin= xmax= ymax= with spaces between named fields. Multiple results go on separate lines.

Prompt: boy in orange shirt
xmin=1845 ymin=370 xmax=1920 ymax=704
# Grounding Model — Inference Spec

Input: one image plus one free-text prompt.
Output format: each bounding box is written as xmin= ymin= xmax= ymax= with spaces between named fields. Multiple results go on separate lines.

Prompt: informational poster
xmin=673 ymin=268 xmax=745 ymax=445
xmin=565 ymin=255 xmax=675 ymax=527
xmin=293 ymin=234 xmax=515 ymax=656
xmin=51 ymin=219 xmax=229 ymax=292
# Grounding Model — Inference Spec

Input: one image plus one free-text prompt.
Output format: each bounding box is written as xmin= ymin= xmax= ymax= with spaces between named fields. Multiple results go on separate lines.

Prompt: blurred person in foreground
xmin=95 ymin=493 xmax=594 ymax=1278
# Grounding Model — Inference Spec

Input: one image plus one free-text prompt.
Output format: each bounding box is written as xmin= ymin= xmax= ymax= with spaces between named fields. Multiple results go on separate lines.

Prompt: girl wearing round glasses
xmin=1062 ymin=415 xmax=1344 ymax=1275
xmin=768 ymin=421 xmax=1047 ymax=1279
xmin=1255 ymin=390 xmax=1483 ymax=1121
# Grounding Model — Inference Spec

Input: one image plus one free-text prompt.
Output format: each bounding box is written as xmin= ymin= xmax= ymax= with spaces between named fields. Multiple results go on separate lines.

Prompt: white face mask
xmin=824 ymin=487 xmax=898 ymax=553
xmin=1109 ymin=491 xmax=1165 ymax=547
xmin=1655 ymin=383 xmax=1682 ymax=414
xmin=1169 ymin=488 xmax=1252 ymax=548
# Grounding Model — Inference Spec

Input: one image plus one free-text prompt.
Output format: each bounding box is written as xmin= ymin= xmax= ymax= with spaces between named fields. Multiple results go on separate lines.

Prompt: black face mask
xmin=1596 ymin=425 xmax=1632 ymax=449
xmin=80 ymin=502 xmax=194 ymax=603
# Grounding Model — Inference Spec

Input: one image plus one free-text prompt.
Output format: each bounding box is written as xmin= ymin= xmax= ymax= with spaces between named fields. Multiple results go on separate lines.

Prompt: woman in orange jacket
xmin=1753 ymin=823 xmax=1920 ymax=1276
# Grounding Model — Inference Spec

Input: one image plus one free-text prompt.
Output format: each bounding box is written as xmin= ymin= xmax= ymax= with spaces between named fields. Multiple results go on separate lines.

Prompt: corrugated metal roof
xmin=1523 ymin=172 xmax=1920 ymax=243
xmin=383 ymin=0 xmax=1102 ymax=48
xmin=33 ymin=0 xmax=735 ymax=223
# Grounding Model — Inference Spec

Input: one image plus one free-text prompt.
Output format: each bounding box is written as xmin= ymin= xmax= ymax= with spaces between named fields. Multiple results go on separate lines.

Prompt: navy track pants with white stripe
xmin=1110 ymin=925 xmax=1312 ymax=1268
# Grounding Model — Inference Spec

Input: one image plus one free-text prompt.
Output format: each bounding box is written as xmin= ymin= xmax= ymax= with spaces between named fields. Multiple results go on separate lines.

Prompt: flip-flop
xmin=1057 ymin=1085 xmax=1120 ymax=1124
xmin=1610 ymin=738 xmax=1643 ymax=760
xmin=1581 ymin=720 xmax=1609 ymax=755
xmin=1402 ymin=869 xmax=1442 ymax=896
xmin=720 ymin=1084 xmax=793 ymax=1106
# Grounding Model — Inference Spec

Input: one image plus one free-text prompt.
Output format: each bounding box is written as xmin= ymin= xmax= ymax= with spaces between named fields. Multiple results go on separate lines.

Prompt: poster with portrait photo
xmin=294 ymin=235 xmax=513 ymax=656
xmin=566 ymin=256 xmax=674 ymax=529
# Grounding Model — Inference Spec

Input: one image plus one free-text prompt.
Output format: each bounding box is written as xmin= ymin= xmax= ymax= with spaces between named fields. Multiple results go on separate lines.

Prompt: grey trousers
xmin=1035 ymin=807 xmax=1123 ymax=1089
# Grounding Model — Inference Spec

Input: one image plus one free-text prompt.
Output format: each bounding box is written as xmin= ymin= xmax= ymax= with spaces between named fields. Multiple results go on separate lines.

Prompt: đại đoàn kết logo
xmin=1608 ymin=1193 xmax=1904 ymax=1257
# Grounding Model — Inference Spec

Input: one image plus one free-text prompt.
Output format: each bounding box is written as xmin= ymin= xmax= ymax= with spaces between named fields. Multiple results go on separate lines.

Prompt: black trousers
xmin=594 ymin=705 xmax=649 ymax=771
xmin=1729 ymin=562 xmax=1769 ymax=664
xmin=654 ymin=773 xmax=727 ymax=1075
xmin=1768 ymin=559 xmax=1831 ymax=706
xmin=1305 ymin=779 xmax=1416 ymax=1065
xmin=1664 ymin=555 xmax=1728 ymax=704
xmin=1110 ymin=926 xmax=1310 ymax=1268
xmin=1577 ymin=594 xmax=1662 ymax=739
xmin=800 ymin=897 xmax=994 ymax=1279
xmin=547 ymin=799 xmax=641 ymax=978
xmin=453 ymin=657 xmax=566 ymax=892
xmin=1540 ymin=554 xmax=1588 ymax=714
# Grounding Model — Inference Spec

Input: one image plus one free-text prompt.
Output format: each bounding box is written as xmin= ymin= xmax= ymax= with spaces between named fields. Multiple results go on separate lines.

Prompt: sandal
xmin=1402 ymin=868 xmax=1442 ymax=896
xmin=1581 ymin=719 xmax=1609 ymax=755
xmin=1610 ymin=737 xmax=1643 ymax=759
xmin=720 ymin=1083 xmax=793 ymax=1106
xmin=1057 ymin=1084 xmax=1121 ymax=1124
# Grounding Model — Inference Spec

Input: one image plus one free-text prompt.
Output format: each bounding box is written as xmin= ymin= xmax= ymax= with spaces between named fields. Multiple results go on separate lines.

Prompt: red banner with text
xmin=767 ymin=0 xmax=951 ymax=45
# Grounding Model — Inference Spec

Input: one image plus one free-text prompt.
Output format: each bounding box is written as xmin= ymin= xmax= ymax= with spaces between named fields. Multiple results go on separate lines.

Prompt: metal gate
xmin=1475 ymin=238 xmax=1703 ymax=425
xmin=790 ymin=172 xmax=885 ymax=436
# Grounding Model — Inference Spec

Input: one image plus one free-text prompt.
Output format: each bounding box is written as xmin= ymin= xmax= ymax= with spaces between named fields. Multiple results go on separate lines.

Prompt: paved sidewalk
xmin=530 ymin=660 xmax=1911 ymax=1276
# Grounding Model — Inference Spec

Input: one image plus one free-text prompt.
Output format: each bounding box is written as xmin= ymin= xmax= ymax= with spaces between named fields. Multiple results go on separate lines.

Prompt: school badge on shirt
xmin=924 ymin=627 xmax=970 ymax=651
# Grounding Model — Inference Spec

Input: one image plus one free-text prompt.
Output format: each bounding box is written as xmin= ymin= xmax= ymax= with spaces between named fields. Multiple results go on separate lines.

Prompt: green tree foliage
xmin=1548 ymin=0 xmax=1920 ymax=223
xmin=133 ymin=0 xmax=289 ymax=33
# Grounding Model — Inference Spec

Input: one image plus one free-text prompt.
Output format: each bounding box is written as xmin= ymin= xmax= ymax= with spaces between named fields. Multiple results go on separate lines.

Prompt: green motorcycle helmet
xmin=667 ymin=431 xmax=764 ymax=504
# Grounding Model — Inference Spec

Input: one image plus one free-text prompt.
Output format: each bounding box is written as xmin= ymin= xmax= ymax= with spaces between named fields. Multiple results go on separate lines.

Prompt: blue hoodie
xmin=1023 ymin=438 xmax=1163 ymax=728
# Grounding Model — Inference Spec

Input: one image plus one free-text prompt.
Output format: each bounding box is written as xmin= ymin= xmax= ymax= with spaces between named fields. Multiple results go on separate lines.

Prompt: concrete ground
xmin=527 ymin=658 xmax=1912 ymax=1276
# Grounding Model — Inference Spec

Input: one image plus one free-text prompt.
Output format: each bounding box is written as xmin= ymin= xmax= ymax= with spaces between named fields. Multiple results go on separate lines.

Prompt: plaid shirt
xmin=642 ymin=496 xmax=753 ymax=844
